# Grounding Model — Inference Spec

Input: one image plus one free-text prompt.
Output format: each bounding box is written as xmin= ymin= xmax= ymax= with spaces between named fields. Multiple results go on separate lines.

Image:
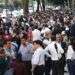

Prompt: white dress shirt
xmin=66 ymin=45 xmax=74 ymax=60
xmin=31 ymin=47 xmax=45 ymax=66
xmin=32 ymin=29 xmax=42 ymax=41
xmin=43 ymin=39 xmax=51 ymax=46
xmin=45 ymin=41 xmax=64 ymax=61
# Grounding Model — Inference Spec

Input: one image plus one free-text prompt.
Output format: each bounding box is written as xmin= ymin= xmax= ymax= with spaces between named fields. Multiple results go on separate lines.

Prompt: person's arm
xmin=31 ymin=65 xmax=37 ymax=72
xmin=58 ymin=44 xmax=64 ymax=54
xmin=44 ymin=45 xmax=51 ymax=57
xmin=44 ymin=50 xmax=51 ymax=57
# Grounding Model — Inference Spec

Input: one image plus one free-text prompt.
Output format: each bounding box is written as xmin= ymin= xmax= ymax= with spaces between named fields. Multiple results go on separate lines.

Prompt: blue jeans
xmin=67 ymin=60 xmax=75 ymax=75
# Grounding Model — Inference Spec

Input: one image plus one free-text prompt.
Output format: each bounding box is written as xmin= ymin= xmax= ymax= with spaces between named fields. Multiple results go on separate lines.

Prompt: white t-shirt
xmin=66 ymin=45 xmax=74 ymax=60
xmin=32 ymin=47 xmax=45 ymax=66
xmin=32 ymin=29 xmax=42 ymax=41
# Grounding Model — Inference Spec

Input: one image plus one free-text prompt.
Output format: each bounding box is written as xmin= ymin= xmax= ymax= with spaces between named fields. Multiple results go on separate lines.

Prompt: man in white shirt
xmin=66 ymin=38 xmax=75 ymax=75
xmin=42 ymin=27 xmax=52 ymax=46
xmin=45 ymin=35 xmax=64 ymax=75
xmin=42 ymin=26 xmax=52 ymax=75
xmin=56 ymin=34 xmax=67 ymax=75
xmin=31 ymin=40 xmax=45 ymax=75
xmin=67 ymin=44 xmax=75 ymax=75
xmin=32 ymin=26 xmax=42 ymax=41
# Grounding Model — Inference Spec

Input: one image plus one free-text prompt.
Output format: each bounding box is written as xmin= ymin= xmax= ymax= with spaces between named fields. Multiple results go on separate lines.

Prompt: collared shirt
xmin=32 ymin=29 xmax=42 ymax=41
xmin=66 ymin=45 xmax=74 ymax=60
xmin=43 ymin=38 xmax=51 ymax=46
xmin=19 ymin=43 xmax=33 ymax=61
xmin=45 ymin=41 xmax=64 ymax=61
xmin=31 ymin=47 xmax=45 ymax=66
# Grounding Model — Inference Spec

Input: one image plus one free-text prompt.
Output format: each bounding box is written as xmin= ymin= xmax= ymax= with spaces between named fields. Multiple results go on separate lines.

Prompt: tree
xmin=49 ymin=0 xmax=67 ymax=6
xmin=13 ymin=0 xmax=21 ymax=9
xmin=36 ymin=0 xmax=45 ymax=11
xmin=42 ymin=0 xmax=45 ymax=11
xmin=21 ymin=0 xmax=29 ymax=15
xmin=36 ymin=0 xmax=40 ymax=11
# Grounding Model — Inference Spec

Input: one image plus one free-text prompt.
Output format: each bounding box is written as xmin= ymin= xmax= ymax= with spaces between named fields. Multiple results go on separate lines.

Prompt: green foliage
xmin=13 ymin=0 xmax=22 ymax=8
xmin=46 ymin=0 xmax=67 ymax=6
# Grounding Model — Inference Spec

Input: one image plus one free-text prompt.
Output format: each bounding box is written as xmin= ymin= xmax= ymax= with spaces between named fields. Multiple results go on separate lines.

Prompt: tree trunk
xmin=36 ymin=0 xmax=40 ymax=11
xmin=36 ymin=0 xmax=45 ymax=11
xmin=22 ymin=0 xmax=29 ymax=15
xmin=42 ymin=0 xmax=45 ymax=11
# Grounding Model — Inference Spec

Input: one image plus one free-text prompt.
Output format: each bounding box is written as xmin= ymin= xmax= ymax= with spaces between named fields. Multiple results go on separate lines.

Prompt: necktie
xmin=54 ymin=43 xmax=58 ymax=54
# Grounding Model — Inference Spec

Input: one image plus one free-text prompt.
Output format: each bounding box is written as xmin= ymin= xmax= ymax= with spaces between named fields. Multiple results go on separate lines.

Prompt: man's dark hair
xmin=21 ymin=33 xmax=28 ymax=40
xmin=33 ymin=40 xmax=44 ymax=48
xmin=33 ymin=25 xmax=38 ymax=29
xmin=51 ymin=35 xmax=56 ymax=41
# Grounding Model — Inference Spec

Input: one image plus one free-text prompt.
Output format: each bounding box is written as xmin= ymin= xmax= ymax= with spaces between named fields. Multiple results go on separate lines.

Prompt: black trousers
xmin=33 ymin=65 xmax=45 ymax=75
xmin=23 ymin=61 xmax=31 ymax=75
xmin=58 ymin=55 xmax=65 ymax=75
xmin=52 ymin=61 xmax=59 ymax=75
xmin=67 ymin=60 xmax=75 ymax=75
xmin=52 ymin=59 xmax=65 ymax=75
xmin=45 ymin=58 xmax=52 ymax=75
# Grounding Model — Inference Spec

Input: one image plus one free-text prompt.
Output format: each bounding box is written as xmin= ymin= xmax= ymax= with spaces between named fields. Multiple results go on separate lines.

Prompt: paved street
xmin=65 ymin=73 xmax=69 ymax=75
xmin=65 ymin=72 xmax=69 ymax=75
xmin=4 ymin=66 xmax=69 ymax=75
xmin=4 ymin=69 xmax=69 ymax=75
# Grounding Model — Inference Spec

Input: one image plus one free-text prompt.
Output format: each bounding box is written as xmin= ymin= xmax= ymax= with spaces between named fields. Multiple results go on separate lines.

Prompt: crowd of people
xmin=0 ymin=8 xmax=75 ymax=75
